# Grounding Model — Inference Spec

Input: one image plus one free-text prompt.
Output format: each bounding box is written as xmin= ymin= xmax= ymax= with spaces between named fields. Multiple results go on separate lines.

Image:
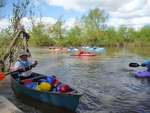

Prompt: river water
xmin=0 ymin=47 xmax=150 ymax=113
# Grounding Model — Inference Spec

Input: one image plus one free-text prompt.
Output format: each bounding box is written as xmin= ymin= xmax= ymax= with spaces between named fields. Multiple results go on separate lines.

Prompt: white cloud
xmin=1 ymin=0 xmax=150 ymax=30
xmin=110 ymin=0 xmax=150 ymax=18
xmin=0 ymin=17 xmax=75 ymax=30
xmin=0 ymin=17 xmax=56 ymax=30
xmin=118 ymin=0 xmax=146 ymax=13
xmin=21 ymin=17 xmax=73 ymax=29
xmin=45 ymin=0 xmax=150 ymax=29
xmin=0 ymin=19 xmax=10 ymax=30
xmin=107 ymin=0 xmax=150 ymax=29
xmin=21 ymin=17 xmax=56 ymax=25
xmin=46 ymin=0 xmax=131 ymax=12
xmin=21 ymin=17 xmax=57 ymax=30
xmin=108 ymin=16 xmax=150 ymax=30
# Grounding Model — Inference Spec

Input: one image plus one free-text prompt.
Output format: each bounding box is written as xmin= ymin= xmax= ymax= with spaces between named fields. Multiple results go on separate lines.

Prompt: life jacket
xmin=17 ymin=60 xmax=31 ymax=67
xmin=17 ymin=60 xmax=32 ymax=77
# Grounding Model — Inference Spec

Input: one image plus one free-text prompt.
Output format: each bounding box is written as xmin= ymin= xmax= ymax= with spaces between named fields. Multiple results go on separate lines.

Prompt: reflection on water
xmin=128 ymin=47 xmax=150 ymax=59
xmin=0 ymin=47 xmax=150 ymax=113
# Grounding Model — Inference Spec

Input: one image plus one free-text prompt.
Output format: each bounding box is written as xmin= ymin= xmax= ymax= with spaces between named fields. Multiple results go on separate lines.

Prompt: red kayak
xmin=71 ymin=51 xmax=96 ymax=56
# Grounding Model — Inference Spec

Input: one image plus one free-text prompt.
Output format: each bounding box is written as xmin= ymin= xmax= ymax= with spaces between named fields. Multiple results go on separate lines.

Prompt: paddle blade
xmin=0 ymin=72 xmax=5 ymax=80
xmin=129 ymin=63 xmax=140 ymax=67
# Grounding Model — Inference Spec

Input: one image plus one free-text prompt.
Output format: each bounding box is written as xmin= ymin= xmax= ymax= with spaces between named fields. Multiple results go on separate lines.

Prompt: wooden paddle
xmin=129 ymin=62 xmax=146 ymax=67
xmin=0 ymin=65 xmax=34 ymax=81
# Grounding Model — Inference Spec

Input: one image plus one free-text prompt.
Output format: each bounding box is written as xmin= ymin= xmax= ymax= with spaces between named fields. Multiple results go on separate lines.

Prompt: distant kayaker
xmin=141 ymin=61 xmax=150 ymax=72
xmin=13 ymin=51 xmax=38 ymax=80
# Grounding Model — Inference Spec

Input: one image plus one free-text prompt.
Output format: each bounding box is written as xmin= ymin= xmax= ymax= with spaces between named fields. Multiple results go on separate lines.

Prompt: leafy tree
xmin=81 ymin=8 xmax=108 ymax=46
xmin=64 ymin=25 xmax=82 ymax=47
xmin=11 ymin=0 xmax=30 ymax=32
xmin=140 ymin=26 xmax=150 ymax=41
xmin=48 ymin=17 xmax=65 ymax=39
xmin=29 ymin=23 xmax=54 ymax=46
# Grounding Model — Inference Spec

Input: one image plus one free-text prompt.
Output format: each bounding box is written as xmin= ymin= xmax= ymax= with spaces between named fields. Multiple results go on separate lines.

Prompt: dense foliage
xmin=0 ymin=8 xmax=150 ymax=50
xmin=27 ymin=9 xmax=150 ymax=47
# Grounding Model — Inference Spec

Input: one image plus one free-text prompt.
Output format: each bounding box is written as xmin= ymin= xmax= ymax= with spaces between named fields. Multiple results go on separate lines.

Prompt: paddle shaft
xmin=4 ymin=65 xmax=34 ymax=76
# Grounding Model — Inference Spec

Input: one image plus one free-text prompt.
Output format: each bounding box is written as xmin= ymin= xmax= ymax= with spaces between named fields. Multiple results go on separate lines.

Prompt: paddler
xmin=13 ymin=50 xmax=38 ymax=80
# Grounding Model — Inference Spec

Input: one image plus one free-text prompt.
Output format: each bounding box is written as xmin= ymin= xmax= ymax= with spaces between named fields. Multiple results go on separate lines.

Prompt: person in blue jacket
xmin=141 ymin=61 xmax=150 ymax=72
xmin=13 ymin=51 xmax=38 ymax=80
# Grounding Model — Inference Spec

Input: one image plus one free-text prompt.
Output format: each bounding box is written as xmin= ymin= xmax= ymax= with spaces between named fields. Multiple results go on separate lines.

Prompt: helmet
xmin=19 ymin=51 xmax=29 ymax=57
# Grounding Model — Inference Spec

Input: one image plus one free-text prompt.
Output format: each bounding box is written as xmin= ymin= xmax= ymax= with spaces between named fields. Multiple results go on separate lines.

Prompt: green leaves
xmin=29 ymin=23 xmax=54 ymax=47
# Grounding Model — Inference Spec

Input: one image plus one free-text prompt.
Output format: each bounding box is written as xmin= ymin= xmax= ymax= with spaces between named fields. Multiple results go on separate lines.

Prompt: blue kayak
xmin=82 ymin=47 xmax=105 ymax=53
xmin=67 ymin=48 xmax=79 ymax=52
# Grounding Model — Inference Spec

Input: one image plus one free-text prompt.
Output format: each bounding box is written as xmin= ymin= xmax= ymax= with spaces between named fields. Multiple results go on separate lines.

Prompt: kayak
xmin=11 ymin=72 xmax=82 ymax=112
xmin=134 ymin=70 xmax=150 ymax=78
xmin=67 ymin=48 xmax=79 ymax=52
xmin=49 ymin=47 xmax=68 ymax=52
xmin=82 ymin=46 xmax=105 ymax=53
xmin=71 ymin=52 xmax=96 ymax=56
xmin=87 ymin=47 xmax=105 ymax=53
xmin=77 ymin=53 xmax=96 ymax=56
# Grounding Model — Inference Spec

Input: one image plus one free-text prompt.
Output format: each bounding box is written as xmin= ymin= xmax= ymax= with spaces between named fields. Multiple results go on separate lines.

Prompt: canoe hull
xmin=11 ymin=75 xmax=81 ymax=112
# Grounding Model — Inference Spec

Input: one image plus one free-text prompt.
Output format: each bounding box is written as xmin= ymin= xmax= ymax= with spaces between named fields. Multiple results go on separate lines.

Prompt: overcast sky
xmin=0 ymin=0 xmax=150 ymax=30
